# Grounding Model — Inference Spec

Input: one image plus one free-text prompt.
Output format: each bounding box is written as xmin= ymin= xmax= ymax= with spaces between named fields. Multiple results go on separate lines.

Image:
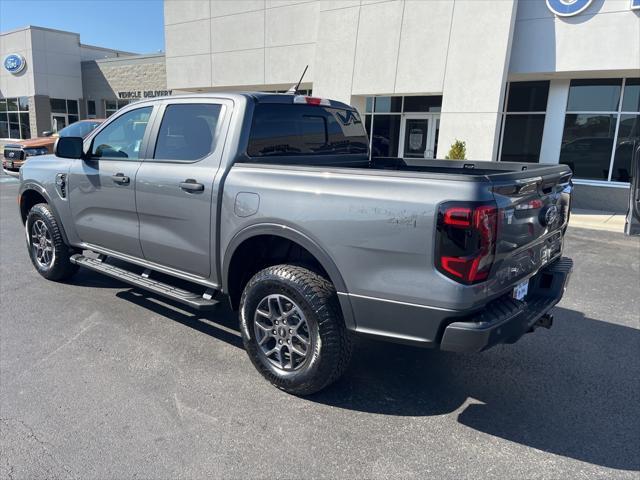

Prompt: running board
xmin=70 ymin=254 xmax=220 ymax=311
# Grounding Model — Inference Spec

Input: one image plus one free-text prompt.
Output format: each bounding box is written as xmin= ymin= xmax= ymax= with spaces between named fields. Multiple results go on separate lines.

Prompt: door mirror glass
xmin=55 ymin=136 xmax=84 ymax=159
xmin=90 ymin=107 xmax=152 ymax=160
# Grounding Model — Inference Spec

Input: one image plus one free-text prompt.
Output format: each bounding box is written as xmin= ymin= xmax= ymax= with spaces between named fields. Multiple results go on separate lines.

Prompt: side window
xmin=90 ymin=107 xmax=152 ymax=160
xmin=154 ymin=103 xmax=222 ymax=161
xmin=247 ymin=104 xmax=369 ymax=160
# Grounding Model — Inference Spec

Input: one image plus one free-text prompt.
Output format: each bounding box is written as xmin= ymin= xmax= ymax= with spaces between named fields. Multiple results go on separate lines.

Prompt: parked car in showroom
xmin=3 ymin=119 xmax=103 ymax=174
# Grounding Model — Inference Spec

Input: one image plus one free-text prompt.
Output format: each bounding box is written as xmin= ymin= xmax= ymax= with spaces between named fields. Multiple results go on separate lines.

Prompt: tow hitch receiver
xmin=532 ymin=313 xmax=554 ymax=331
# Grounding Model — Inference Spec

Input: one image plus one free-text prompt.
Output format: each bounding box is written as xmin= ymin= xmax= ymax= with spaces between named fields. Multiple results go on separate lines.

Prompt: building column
xmin=437 ymin=0 xmax=517 ymax=160
xmin=539 ymin=79 xmax=570 ymax=164
xmin=29 ymin=95 xmax=52 ymax=138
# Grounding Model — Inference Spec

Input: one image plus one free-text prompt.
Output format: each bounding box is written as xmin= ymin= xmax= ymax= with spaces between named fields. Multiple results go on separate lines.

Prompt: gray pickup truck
xmin=18 ymin=93 xmax=573 ymax=395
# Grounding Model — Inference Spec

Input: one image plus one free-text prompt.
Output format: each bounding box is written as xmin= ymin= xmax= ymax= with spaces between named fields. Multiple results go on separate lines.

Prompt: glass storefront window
xmin=501 ymin=114 xmax=546 ymax=163
xmin=50 ymin=98 xmax=67 ymax=113
xmin=49 ymin=98 xmax=81 ymax=133
xmin=567 ymin=79 xmax=622 ymax=112
xmin=6 ymin=98 xmax=18 ymax=111
xmin=370 ymin=115 xmax=401 ymax=157
xmin=611 ymin=114 xmax=640 ymax=182
xmin=0 ymin=96 xmax=30 ymax=139
xmin=560 ymin=114 xmax=616 ymax=181
xmin=403 ymin=95 xmax=442 ymax=113
xmin=506 ymin=81 xmax=549 ymax=112
xmin=374 ymin=97 xmax=402 ymax=113
xmin=18 ymin=96 xmax=29 ymax=110
xmin=365 ymin=97 xmax=373 ymax=113
xmin=559 ymin=78 xmax=640 ymax=183
xmin=500 ymin=81 xmax=549 ymax=163
xmin=364 ymin=95 xmax=442 ymax=159
xmin=105 ymin=99 xmax=130 ymax=117
xmin=19 ymin=112 xmax=31 ymax=139
xmin=622 ymin=78 xmax=640 ymax=112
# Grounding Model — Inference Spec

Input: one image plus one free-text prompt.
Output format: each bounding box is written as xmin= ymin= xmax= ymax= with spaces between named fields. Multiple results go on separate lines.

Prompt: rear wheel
xmin=239 ymin=265 xmax=352 ymax=395
xmin=26 ymin=203 xmax=78 ymax=281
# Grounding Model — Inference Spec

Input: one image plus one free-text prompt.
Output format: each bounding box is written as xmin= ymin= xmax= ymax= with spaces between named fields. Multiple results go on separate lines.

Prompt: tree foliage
xmin=445 ymin=139 xmax=467 ymax=160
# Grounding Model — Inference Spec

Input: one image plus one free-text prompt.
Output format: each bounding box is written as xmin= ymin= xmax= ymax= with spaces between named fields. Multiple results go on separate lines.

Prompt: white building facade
xmin=163 ymin=0 xmax=640 ymax=211
xmin=1 ymin=26 xmax=168 ymax=138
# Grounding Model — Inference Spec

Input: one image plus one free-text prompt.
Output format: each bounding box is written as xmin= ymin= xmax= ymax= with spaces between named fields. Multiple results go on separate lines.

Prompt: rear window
xmin=247 ymin=104 xmax=368 ymax=158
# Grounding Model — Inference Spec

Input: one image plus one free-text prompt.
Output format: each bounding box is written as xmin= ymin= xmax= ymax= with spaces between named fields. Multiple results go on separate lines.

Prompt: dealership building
xmin=0 ymin=25 xmax=169 ymax=138
xmin=162 ymin=0 xmax=639 ymax=211
xmin=2 ymin=1 xmax=640 ymax=212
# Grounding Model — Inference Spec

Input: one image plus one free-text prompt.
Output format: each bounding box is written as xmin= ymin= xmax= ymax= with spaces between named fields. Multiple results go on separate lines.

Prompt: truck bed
xmin=368 ymin=158 xmax=573 ymax=186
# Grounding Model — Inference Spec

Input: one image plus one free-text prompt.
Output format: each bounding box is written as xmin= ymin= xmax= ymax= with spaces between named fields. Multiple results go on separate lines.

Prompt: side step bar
xmin=70 ymin=254 xmax=220 ymax=311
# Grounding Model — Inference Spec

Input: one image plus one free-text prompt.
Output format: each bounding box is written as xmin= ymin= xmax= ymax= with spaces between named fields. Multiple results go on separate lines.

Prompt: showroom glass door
xmin=51 ymin=115 xmax=67 ymax=133
xmin=399 ymin=114 xmax=440 ymax=159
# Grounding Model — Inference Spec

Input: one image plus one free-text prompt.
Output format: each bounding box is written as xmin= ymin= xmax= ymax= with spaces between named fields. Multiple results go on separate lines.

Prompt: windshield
xmin=58 ymin=121 xmax=102 ymax=138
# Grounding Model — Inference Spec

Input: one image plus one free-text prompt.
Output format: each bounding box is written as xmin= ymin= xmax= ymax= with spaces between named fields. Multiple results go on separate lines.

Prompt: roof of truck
xmin=130 ymin=92 xmax=354 ymax=110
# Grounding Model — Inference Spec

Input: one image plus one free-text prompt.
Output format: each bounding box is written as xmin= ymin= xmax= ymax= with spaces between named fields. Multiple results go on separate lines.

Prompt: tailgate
xmin=486 ymin=166 xmax=572 ymax=296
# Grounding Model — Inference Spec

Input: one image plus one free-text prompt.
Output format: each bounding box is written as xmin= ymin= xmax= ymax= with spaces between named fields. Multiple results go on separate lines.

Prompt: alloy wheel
xmin=31 ymin=219 xmax=54 ymax=269
xmin=253 ymin=294 xmax=312 ymax=371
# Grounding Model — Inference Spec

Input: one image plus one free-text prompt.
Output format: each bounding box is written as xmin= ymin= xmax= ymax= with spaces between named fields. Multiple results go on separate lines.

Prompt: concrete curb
xmin=569 ymin=209 xmax=626 ymax=233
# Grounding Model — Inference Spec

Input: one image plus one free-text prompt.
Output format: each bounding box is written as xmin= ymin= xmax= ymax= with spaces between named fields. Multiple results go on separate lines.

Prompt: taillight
xmin=436 ymin=202 xmax=498 ymax=284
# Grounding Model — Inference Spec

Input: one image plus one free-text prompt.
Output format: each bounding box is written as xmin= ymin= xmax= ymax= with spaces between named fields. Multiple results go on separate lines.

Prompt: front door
xmin=135 ymin=100 xmax=228 ymax=279
xmin=399 ymin=114 xmax=440 ymax=159
xmin=51 ymin=115 xmax=67 ymax=133
xmin=68 ymin=106 xmax=154 ymax=257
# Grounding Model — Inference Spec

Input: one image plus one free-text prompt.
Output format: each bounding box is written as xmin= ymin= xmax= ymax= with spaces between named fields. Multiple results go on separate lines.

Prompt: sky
xmin=0 ymin=0 xmax=165 ymax=54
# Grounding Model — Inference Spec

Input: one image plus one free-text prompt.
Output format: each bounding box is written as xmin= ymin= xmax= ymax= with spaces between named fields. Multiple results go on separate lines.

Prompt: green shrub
xmin=445 ymin=139 xmax=467 ymax=160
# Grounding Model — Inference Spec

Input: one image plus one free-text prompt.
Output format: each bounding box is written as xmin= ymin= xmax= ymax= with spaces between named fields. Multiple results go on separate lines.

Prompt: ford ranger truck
xmin=18 ymin=93 xmax=573 ymax=395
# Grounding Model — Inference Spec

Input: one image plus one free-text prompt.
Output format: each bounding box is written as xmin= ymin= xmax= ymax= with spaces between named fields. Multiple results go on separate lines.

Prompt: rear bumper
xmin=439 ymin=257 xmax=573 ymax=352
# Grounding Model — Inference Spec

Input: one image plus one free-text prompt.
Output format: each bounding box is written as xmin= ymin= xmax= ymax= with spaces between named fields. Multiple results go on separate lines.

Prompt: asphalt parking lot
xmin=1 ymin=175 xmax=639 ymax=479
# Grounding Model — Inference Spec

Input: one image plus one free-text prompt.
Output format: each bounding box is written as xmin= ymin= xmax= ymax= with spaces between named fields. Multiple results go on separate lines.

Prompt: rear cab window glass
xmin=247 ymin=104 xmax=369 ymax=161
xmin=91 ymin=107 xmax=152 ymax=160
xmin=154 ymin=103 xmax=223 ymax=161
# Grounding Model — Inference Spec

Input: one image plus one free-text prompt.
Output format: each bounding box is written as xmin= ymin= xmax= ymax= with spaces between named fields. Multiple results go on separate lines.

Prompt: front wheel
xmin=239 ymin=265 xmax=352 ymax=396
xmin=26 ymin=203 xmax=78 ymax=281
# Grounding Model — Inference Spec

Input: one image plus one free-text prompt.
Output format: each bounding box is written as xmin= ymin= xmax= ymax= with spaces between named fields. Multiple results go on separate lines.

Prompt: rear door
xmin=68 ymin=106 xmax=154 ymax=257
xmin=135 ymin=99 xmax=230 ymax=279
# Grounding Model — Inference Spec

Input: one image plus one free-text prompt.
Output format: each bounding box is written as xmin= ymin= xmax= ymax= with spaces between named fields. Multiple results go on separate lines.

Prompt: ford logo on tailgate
xmin=540 ymin=205 xmax=560 ymax=227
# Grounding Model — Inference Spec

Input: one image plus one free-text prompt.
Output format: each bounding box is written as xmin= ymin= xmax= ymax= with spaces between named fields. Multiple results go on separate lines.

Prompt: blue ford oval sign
xmin=3 ymin=53 xmax=26 ymax=74
xmin=546 ymin=0 xmax=593 ymax=16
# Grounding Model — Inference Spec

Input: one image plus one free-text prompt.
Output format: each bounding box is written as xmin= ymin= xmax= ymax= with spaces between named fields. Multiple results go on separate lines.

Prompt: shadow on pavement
xmin=106 ymin=281 xmax=640 ymax=472
xmin=311 ymin=307 xmax=639 ymax=471
xmin=116 ymin=289 xmax=243 ymax=349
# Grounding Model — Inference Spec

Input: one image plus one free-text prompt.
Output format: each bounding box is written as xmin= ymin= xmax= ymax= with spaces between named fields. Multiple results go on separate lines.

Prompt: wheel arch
xmin=222 ymin=224 xmax=354 ymax=328
xmin=19 ymin=184 xmax=71 ymax=246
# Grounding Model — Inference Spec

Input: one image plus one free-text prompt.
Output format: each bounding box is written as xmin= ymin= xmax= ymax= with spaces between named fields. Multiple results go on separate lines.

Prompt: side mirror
xmin=41 ymin=130 xmax=53 ymax=137
xmin=55 ymin=136 xmax=85 ymax=159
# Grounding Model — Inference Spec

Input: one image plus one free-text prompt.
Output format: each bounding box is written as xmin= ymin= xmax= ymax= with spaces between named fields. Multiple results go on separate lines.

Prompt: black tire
xmin=26 ymin=203 xmax=78 ymax=281
xmin=239 ymin=265 xmax=352 ymax=395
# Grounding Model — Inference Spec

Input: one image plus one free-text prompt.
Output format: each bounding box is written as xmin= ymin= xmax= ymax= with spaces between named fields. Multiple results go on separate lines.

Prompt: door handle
xmin=180 ymin=179 xmax=204 ymax=192
xmin=111 ymin=173 xmax=130 ymax=185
